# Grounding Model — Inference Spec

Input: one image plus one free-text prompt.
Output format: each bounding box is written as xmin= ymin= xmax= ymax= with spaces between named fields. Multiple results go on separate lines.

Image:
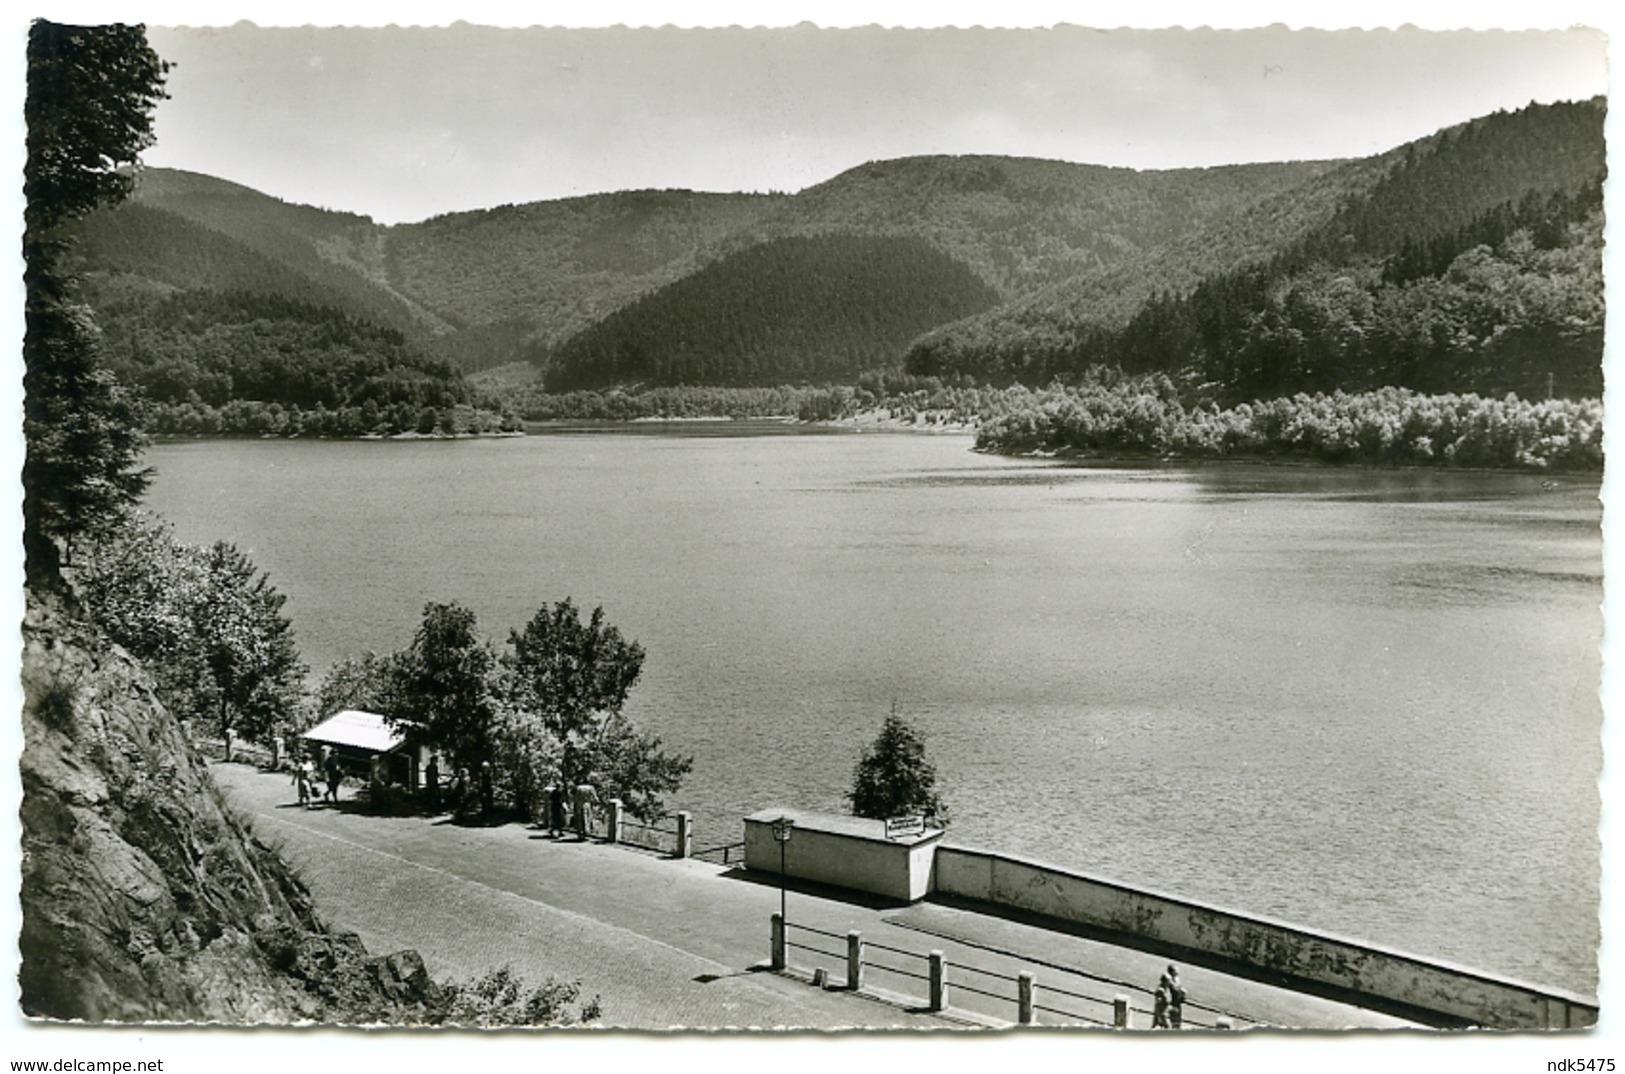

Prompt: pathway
xmin=213 ymin=762 xmax=1416 ymax=1031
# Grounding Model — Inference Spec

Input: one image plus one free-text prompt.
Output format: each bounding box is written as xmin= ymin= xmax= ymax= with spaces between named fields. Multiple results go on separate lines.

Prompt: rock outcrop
xmin=19 ymin=581 xmax=442 ymax=1023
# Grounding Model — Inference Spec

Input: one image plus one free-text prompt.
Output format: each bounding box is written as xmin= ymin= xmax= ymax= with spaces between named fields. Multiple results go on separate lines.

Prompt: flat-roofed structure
xmin=301 ymin=709 xmax=423 ymax=788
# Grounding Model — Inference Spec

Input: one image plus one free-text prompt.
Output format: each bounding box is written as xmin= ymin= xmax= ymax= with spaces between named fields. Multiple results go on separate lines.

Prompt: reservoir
xmin=143 ymin=429 xmax=1602 ymax=993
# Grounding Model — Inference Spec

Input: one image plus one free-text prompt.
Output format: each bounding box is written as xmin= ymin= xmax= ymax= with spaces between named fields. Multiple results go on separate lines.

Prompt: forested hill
xmin=907 ymin=97 xmax=1606 ymax=396
xmin=91 ymin=287 xmax=480 ymax=433
xmin=544 ymin=235 xmax=1001 ymax=390
xmin=68 ymin=190 xmax=493 ymax=436
xmin=386 ymin=188 xmax=783 ymax=363
xmin=68 ymin=97 xmax=1603 ymax=401
xmin=384 ymin=156 xmax=1338 ymax=366
xmin=73 ymin=154 xmax=1338 ymax=380
xmin=81 ymin=168 xmax=445 ymax=337
xmin=751 ymin=154 xmax=1341 ymax=299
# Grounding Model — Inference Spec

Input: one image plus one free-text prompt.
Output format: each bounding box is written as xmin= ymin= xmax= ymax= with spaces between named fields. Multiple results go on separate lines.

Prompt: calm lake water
xmin=144 ymin=429 xmax=1602 ymax=993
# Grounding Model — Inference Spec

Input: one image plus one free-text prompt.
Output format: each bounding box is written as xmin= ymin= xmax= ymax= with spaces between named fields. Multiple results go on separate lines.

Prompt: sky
xmin=124 ymin=15 xmax=1608 ymax=224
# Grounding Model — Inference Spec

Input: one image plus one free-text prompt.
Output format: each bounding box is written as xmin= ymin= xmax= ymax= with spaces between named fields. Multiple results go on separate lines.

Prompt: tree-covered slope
xmin=1101 ymin=99 xmax=1607 ymax=402
xmin=103 ymin=168 xmax=446 ymax=337
xmin=375 ymin=156 xmax=1338 ymax=366
xmin=93 ymin=288 xmax=472 ymax=413
xmin=68 ymin=98 xmax=1603 ymax=399
xmin=907 ymin=97 xmax=1606 ymax=394
xmin=384 ymin=189 xmax=784 ymax=359
xmin=544 ymin=235 xmax=1001 ymax=389
xmin=903 ymin=151 xmax=1399 ymax=381
xmin=67 ymin=175 xmax=495 ymax=434
xmin=1119 ymin=185 xmax=1604 ymax=402
xmin=758 ymin=154 xmax=1341 ymax=300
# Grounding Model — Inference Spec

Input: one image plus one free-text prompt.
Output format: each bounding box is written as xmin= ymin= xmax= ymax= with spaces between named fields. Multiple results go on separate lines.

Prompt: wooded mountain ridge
xmin=67 ymin=96 xmax=1604 ymax=405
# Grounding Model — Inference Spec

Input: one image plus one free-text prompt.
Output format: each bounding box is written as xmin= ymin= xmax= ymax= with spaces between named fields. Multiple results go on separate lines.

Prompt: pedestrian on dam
xmin=323 ymin=749 xmax=342 ymax=805
xmin=1166 ymin=965 xmax=1186 ymax=1029
xmin=479 ymin=761 xmax=494 ymax=823
xmin=546 ymin=784 xmax=565 ymax=838
xmin=451 ymin=767 xmax=469 ymax=822
xmin=425 ymin=754 xmax=441 ymax=812
xmin=293 ymin=756 xmax=315 ymax=809
xmin=1152 ymin=975 xmax=1171 ymax=1028
xmin=572 ymin=782 xmax=598 ymax=841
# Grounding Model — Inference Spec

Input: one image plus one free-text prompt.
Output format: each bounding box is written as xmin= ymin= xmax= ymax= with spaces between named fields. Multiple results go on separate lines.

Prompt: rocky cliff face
xmin=19 ymin=581 xmax=439 ymax=1023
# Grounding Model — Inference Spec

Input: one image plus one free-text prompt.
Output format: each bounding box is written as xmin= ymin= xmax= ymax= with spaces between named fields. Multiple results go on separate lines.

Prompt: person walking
xmin=1166 ymin=964 xmax=1186 ymax=1029
xmin=572 ymin=782 xmax=597 ymax=841
xmin=323 ymin=749 xmax=342 ymax=805
xmin=368 ymin=754 xmax=386 ymax=813
xmin=1152 ymin=973 xmax=1172 ymax=1029
xmin=425 ymin=754 xmax=441 ymax=812
xmin=479 ymin=761 xmax=494 ymax=824
xmin=292 ymin=756 xmax=314 ymax=809
xmin=545 ymin=784 xmax=564 ymax=838
xmin=451 ymin=768 xmax=469 ymax=822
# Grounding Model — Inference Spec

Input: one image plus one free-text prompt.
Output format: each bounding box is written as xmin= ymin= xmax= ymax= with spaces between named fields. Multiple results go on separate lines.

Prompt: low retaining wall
xmin=932 ymin=844 xmax=1597 ymax=1029
xmin=744 ymin=809 xmax=942 ymax=902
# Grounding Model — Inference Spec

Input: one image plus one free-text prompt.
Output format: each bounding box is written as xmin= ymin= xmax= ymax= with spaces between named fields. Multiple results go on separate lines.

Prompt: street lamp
xmin=771 ymin=815 xmax=795 ymax=925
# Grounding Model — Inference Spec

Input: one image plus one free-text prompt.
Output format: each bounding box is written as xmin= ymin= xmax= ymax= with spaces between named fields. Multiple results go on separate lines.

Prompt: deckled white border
xmin=2 ymin=4 xmax=1617 ymax=1073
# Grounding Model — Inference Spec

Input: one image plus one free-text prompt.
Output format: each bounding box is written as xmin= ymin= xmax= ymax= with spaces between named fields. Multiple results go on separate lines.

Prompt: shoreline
xmin=148 ymin=429 xmax=527 ymax=445
xmin=146 ymin=415 xmax=1598 ymax=477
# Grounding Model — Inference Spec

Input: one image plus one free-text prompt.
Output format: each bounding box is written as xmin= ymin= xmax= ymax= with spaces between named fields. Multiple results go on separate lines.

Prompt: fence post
xmin=847 ymin=930 xmax=864 ymax=991
xmin=607 ymin=798 xmax=623 ymax=843
xmin=1114 ymin=994 xmax=1131 ymax=1028
xmin=676 ymin=811 xmax=692 ymax=858
xmin=270 ymin=735 xmax=282 ymax=769
xmin=928 ymin=951 xmax=947 ymax=1012
xmin=1018 ymin=971 xmax=1035 ymax=1025
xmin=771 ymin=912 xmax=786 ymax=970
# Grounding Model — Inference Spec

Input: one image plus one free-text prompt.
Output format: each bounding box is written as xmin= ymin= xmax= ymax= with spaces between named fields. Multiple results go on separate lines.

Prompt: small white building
xmin=301 ymin=709 xmax=426 ymax=789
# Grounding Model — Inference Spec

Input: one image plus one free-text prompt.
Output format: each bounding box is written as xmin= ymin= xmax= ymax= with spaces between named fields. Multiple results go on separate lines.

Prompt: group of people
xmin=434 ymin=759 xmax=496 ymax=824
xmin=292 ymin=748 xmax=344 ymax=808
xmin=1151 ymin=964 xmax=1187 ymax=1029
xmin=292 ymin=748 xmax=603 ymax=839
xmin=545 ymin=781 xmax=598 ymax=840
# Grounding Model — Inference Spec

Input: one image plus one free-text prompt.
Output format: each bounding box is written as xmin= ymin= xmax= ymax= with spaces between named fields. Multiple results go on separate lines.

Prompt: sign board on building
xmin=884 ymin=814 xmax=926 ymax=840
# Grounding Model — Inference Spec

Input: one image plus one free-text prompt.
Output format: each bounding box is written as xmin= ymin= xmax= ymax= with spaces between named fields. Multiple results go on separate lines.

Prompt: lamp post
xmin=771 ymin=815 xmax=794 ymax=925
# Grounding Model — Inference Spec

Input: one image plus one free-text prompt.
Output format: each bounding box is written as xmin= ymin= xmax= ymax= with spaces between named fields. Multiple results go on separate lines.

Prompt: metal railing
xmin=770 ymin=913 xmax=1239 ymax=1028
xmin=692 ymin=840 xmax=747 ymax=865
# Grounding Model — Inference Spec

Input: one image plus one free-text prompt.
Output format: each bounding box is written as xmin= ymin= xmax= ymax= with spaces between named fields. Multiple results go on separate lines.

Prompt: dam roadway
xmin=212 ymin=762 xmax=1416 ymax=1030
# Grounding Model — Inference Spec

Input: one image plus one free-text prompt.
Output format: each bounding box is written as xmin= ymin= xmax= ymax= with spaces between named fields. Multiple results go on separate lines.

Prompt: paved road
xmin=214 ymin=762 xmax=1416 ymax=1031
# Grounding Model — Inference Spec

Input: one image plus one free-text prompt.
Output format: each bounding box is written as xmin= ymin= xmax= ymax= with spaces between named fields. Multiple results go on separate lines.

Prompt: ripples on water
xmin=145 ymin=432 xmax=1602 ymax=993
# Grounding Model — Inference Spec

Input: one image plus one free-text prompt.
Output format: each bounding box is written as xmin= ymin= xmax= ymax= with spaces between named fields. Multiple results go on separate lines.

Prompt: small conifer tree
xmin=847 ymin=705 xmax=948 ymax=826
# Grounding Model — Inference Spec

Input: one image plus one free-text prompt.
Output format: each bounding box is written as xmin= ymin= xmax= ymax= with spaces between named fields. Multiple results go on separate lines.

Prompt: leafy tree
xmin=75 ymin=514 xmax=307 ymax=742
xmin=315 ymin=651 xmax=409 ymax=721
xmin=848 ymin=706 xmax=948 ymax=826
xmin=392 ymin=602 xmax=499 ymax=773
xmin=506 ymin=599 xmax=645 ymax=741
xmin=574 ymin=711 xmax=693 ymax=822
xmin=354 ymin=600 xmax=690 ymax=819
xmin=502 ymin=600 xmax=690 ymax=820
xmin=23 ymin=21 xmax=169 ymax=575
xmin=489 ymin=701 xmax=563 ymax=822
xmin=195 ymin=541 xmax=307 ymax=741
xmin=24 ymin=21 xmax=169 ymax=234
